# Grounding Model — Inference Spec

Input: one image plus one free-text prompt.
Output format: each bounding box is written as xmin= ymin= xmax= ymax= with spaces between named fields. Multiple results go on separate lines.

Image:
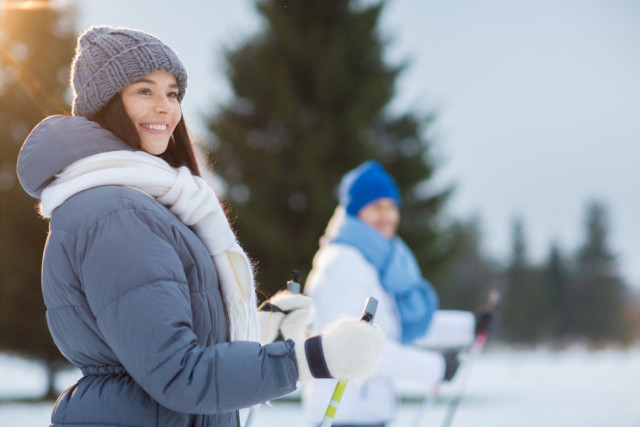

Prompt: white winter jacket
xmin=302 ymin=243 xmax=446 ymax=425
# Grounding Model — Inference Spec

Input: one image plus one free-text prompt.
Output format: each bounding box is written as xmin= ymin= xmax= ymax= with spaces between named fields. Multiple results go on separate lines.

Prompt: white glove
xmin=295 ymin=316 xmax=386 ymax=382
xmin=258 ymin=290 xmax=314 ymax=345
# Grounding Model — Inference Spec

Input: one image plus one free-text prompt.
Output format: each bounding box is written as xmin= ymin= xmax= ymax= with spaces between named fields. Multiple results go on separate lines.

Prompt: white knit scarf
xmin=40 ymin=150 xmax=260 ymax=342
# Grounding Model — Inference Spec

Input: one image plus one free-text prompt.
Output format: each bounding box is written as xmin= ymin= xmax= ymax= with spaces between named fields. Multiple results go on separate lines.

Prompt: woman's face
xmin=357 ymin=197 xmax=400 ymax=239
xmin=121 ymin=71 xmax=181 ymax=155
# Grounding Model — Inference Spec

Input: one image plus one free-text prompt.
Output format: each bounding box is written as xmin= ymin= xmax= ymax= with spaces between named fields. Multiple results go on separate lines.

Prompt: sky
xmin=48 ymin=0 xmax=640 ymax=287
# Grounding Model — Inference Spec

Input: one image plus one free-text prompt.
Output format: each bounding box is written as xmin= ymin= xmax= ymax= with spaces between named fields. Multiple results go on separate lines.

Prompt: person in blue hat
xmin=302 ymin=161 xmax=477 ymax=427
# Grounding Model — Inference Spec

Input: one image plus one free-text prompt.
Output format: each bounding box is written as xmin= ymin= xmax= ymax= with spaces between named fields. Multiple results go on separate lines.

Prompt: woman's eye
xmin=167 ymin=91 xmax=179 ymax=99
xmin=137 ymin=88 xmax=151 ymax=95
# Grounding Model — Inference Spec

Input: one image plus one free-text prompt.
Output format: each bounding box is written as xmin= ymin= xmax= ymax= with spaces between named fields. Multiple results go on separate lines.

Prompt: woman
xmin=302 ymin=161 xmax=477 ymax=427
xmin=16 ymin=26 xmax=384 ymax=427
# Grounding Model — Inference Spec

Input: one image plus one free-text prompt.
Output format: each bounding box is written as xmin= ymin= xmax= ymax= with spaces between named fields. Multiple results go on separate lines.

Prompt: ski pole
xmin=440 ymin=290 xmax=500 ymax=427
xmin=319 ymin=297 xmax=378 ymax=427
xmin=413 ymin=381 xmax=442 ymax=426
xmin=245 ymin=270 xmax=302 ymax=427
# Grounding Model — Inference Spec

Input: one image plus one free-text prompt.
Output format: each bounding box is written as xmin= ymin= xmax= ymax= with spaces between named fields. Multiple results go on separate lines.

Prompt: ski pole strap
xmin=258 ymin=302 xmax=292 ymax=314
xmin=305 ymin=335 xmax=333 ymax=378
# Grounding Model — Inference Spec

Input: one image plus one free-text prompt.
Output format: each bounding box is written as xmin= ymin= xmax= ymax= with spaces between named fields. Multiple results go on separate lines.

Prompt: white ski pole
xmin=412 ymin=382 xmax=442 ymax=426
xmin=245 ymin=270 xmax=302 ymax=427
xmin=319 ymin=297 xmax=378 ymax=427
xmin=440 ymin=290 xmax=500 ymax=427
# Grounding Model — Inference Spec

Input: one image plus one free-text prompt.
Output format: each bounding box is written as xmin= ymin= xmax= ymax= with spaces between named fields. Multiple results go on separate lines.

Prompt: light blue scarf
xmin=331 ymin=214 xmax=439 ymax=343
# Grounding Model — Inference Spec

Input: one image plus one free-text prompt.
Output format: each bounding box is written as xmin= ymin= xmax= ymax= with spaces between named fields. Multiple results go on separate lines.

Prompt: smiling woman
xmin=302 ymin=161 xmax=478 ymax=427
xmin=13 ymin=24 xmax=386 ymax=427
xmin=119 ymin=71 xmax=182 ymax=155
xmin=70 ymin=26 xmax=200 ymax=174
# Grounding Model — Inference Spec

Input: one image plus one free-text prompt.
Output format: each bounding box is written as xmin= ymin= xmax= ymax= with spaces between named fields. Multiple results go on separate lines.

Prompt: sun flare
xmin=1 ymin=1 xmax=59 ymax=11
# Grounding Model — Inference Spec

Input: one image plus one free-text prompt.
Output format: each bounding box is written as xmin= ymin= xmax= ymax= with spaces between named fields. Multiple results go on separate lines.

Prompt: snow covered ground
xmin=1 ymin=345 xmax=639 ymax=426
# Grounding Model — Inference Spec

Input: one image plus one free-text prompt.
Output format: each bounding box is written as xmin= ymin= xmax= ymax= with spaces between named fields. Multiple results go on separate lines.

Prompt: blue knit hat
xmin=70 ymin=26 xmax=188 ymax=117
xmin=339 ymin=161 xmax=401 ymax=216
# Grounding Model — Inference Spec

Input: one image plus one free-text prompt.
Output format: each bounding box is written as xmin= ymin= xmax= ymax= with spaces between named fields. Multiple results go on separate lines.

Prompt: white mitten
xmin=295 ymin=316 xmax=386 ymax=382
xmin=258 ymin=291 xmax=314 ymax=345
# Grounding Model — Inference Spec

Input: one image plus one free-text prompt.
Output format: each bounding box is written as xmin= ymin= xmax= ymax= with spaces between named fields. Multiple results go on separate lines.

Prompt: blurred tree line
xmin=438 ymin=201 xmax=634 ymax=346
xmin=0 ymin=0 xmax=636 ymax=400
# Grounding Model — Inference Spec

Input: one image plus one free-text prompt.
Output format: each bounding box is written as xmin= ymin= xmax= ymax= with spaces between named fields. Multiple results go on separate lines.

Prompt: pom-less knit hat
xmin=339 ymin=160 xmax=401 ymax=216
xmin=70 ymin=26 xmax=188 ymax=117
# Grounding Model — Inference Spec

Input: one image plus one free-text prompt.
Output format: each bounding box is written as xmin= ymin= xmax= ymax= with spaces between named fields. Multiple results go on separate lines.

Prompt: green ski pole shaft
xmin=319 ymin=297 xmax=378 ymax=427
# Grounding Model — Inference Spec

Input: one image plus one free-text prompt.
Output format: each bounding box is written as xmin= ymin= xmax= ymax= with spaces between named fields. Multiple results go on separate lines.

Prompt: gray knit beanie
xmin=70 ymin=26 xmax=188 ymax=117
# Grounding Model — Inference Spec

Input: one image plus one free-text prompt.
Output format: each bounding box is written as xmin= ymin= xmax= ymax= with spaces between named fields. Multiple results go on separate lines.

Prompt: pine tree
xmin=205 ymin=0 xmax=458 ymax=295
xmin=572 ymin=200 xmax=627 ymax=343
xmin=0 ymin=0 xmax=76 ymax=398
xmin=541 ymin=242 xmax=572 ymax=342
xmin=438 ymin=217 xmax=499 ymax=311
xmin=500 ymin=217 xmax=544 ymax=343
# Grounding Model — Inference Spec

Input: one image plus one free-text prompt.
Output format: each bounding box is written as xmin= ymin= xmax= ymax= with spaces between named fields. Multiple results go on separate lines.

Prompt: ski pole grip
xmin=287 ymin=269 xmax=301 ymax=294
xmin=359 ymin=297 xmax=378 ymax=324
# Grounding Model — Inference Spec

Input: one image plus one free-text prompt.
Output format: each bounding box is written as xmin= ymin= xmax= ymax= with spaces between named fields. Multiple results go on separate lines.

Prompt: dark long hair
xmin=91 ymin=94 xmax=201 ymax=176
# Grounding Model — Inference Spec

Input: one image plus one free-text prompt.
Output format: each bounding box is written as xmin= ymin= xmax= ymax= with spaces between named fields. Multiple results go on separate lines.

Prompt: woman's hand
xmin=295 ymin=316 xmax=386 ymax=382
xmin=258 ymin=291 xmax=314 ymax=345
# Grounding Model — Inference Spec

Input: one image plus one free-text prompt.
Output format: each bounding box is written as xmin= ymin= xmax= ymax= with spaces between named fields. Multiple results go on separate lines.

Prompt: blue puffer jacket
xmin=17 ymin=116 xmax=299 ymax=427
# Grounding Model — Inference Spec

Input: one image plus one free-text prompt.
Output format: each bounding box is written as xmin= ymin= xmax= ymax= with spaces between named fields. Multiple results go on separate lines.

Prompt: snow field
xmin=2 ymin=346 xmax=639 ymax=426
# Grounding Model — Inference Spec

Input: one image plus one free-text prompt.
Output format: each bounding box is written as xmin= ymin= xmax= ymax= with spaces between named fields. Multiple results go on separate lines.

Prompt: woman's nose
xmin=153 ymin=95 xmax=172 ymax=113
